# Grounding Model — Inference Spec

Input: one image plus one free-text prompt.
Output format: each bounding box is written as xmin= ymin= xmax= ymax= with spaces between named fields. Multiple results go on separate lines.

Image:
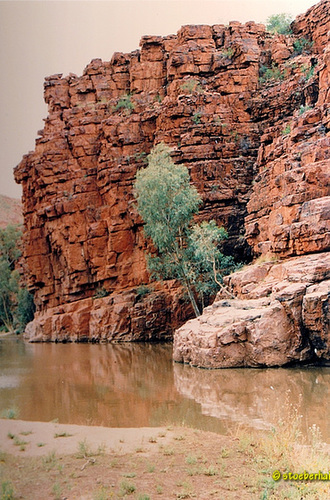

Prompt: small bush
xmin=93 ymin=486 xmax=110 ymax=500
xmin=119 ymin=480 xmax=136 ymax=495
xmin=54 ymin=431 xmax=72 ymax=438
xmin=293 ymin=37 xmax=314 ymax=55
xmin=52 ymin=481 xmax=62 ymax=500
xmin=302 ymin=65 xmax=315 ymax=81
xmin=281 ymin=124 xmax=291 ymax=135
xmin=299 ymin=104 xmax=311 ymax=115
xmin=259 ymin=64 xmax=284 ymax=84
xmin=13 ymin=436 xmax=28 ymax=449
xmin=1 ymin=480 xmax=15 ymax=500
xmin=266 ymin=13 xmax=293 ymax=35
xmin=136 ymin=285 xmax=151 ymax=298
xmin=180 ymin=79 xmax=203 ymax=94
xmin=16 ymin=288 xmax=35 ymax=332
xmin=221 ymin=47 xmax=234 ymax=59
xmin=76 ymin=439 xmax=92 ymax=458
xmin=192 ymin=111 xmax=202 ymax=125
xmin=115 ymin=94 xmax=134 ymax=113
xmin=185 ymin=455 xmax=198 ymax=465
xmin=42 ymin=451 xmax=58 ymax=471
xmin=202 ymin=465 xmax=218 ymax=476
xmin=1 ymin=407 xmax=19 ymax=420
xmin=93 ymin=287 xmax=109 ymax=299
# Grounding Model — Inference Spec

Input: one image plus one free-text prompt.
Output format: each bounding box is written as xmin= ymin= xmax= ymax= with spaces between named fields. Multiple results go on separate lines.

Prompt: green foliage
xmin=0 ymin=225 xmax=35 ymax=332
xmin=134 ymin=143 xmax=235 ymax=316
xmin=293 ymin=37 xmax=314 ymax=55
xmin=119 ymin=480 xmax=136 ymax=495
xmin=188 ymin=221 xmax=235 ymax=307
xmin=266 ymin=13 xmax=293 ymax=35
xmin=115 ymin=93 xmax=134 ymax=113
xmin=52 ymin=481 xmax=62 ymax=500
xmin=221 ymin=47 xmax=234 ymax=59
xmin=135 ymin=143 xmax=201 ymax=254
xmin=192 ymin=111 xmax=202 ymax=125
xmin=180 ymin=79 xmax=203 ymax=94
xmin=281 ymin=124 xmax=291 ymax=135
xmin=301 ymin=65 xmax=315 ymax=81
xmin=1 ymin=407 xmax=19 ymax=419
xmin=299 ymin=104 xmax=311 ymax=115
xmin=136 ymin=285 xmax=151 ymax=298
xmin=259 ymin=64 xmax=285 ymax=84
xmin=1 ymin=481 xmax=15 ymax=500
xmin=16 ymin=288 xmax=35 ymax=330
xmin=0 ymin=226 xmax=21 ymax=331
xmin=93 ymin=286 xmax=110 ymax=299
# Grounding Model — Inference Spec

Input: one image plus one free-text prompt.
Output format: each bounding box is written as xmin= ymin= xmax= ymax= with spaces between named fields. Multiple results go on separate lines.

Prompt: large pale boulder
xmin=173 ymin=253 xmax=330 ymax=367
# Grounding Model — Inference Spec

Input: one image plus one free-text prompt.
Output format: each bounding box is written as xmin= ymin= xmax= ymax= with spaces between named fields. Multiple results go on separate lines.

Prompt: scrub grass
xmin=0 ymin=411 xmax=329 ymax=500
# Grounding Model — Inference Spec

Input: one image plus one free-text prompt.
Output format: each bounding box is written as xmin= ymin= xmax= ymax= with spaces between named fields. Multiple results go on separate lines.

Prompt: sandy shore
xmin=0 ymin=418 xmax=173 ymax=457
xmin=1 ymin=418 xmax=330 ymax=499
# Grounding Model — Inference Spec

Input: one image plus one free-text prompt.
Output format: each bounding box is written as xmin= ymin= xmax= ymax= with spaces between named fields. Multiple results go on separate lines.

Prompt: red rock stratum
xmin=15 ymin=1 xmax=329 ymax=360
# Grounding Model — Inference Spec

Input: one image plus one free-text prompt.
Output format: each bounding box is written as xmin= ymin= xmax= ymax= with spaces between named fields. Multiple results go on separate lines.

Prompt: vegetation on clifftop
xmin=266 ymin=13 xmax=293 ymax=35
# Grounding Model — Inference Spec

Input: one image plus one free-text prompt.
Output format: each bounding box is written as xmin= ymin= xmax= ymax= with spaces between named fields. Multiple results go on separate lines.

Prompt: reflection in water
xmin=173 ymin=363 xmax=330 ymax=441
xmin=0 ymin=336 xmax=329 ymax=442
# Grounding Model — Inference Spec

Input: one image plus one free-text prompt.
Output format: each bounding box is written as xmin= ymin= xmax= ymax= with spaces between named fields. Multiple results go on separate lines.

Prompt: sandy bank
xmin=0 ymin=419 xmax=173 ymax=457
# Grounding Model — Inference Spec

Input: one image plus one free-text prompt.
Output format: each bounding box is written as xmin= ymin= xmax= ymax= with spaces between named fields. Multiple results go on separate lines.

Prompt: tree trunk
xmin=212 ymin=261 xmax=235 ymax=299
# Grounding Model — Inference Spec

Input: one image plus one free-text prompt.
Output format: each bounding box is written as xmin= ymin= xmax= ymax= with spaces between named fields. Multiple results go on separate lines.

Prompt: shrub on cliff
xmin=0 ymin=225 xmax=35 ymax=333
xmin=266 ymin=13 xmax=293 ymax=35
xmin=134 ymin=143 xmax=235 ymax=316
xmin=293 ymin=37 xmax=314 ymax=55
xmin=114 ymin=93 xmax=134 ymax=114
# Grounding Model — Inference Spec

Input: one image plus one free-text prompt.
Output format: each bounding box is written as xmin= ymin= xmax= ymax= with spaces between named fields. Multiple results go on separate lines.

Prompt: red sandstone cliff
xmin=15 ymin=1 xmax=329 ymax=351
xmin=173 ymin=1 xmax=330 ymax=367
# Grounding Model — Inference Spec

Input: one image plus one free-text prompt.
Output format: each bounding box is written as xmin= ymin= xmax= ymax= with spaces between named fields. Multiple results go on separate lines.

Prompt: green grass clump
xmin=115 ymin=94 xmax=134 ymax=113
xmin=54 ymin=431 xmax=73 ymax=438
xmin=1 ymin=480 xmax=15 ymax=500
xmin=281 ymin=125 xmax=291 ymax=135
xmin=259 ymin=64 xmax=285 ymax=84
xmin=42 ymin=451 xmax=58 ymax=471
xmin=192 ymin=111 xmax=202 ymax=125
xmin=185 ymin=454 xmax=197 ymax=465
xmin=299 ymin=104 xmax=312 ymax=115
xmin=136 ymin=285 xmax=151 ymax=299
xmin=76 ymin=439 xmax=93 ymax=458
xmin=180 ymin=79 xmax=203 ymax=94
xmin=119 ymin=479 xmax=136 ymax=496
xmin=1 ymin=407 xmax=19 ymax=420
xmin=221 ymin=47 xmax=234 ymax=58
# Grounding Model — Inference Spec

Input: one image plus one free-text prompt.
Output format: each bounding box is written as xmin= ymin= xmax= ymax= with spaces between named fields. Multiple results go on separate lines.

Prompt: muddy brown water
xmin=0 ymin=335 xmax=329 ymax=443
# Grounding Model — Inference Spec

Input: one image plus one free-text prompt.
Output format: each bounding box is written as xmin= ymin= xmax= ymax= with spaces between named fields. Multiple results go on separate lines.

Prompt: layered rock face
xmin=173 ymin=1 xmax=330 ymax=367
xmin=16 ymin=0 xmax=329 ymax=344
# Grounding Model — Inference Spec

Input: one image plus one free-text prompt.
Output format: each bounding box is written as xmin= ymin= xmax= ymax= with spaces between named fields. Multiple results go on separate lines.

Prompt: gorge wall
xmin=15 ymin=1 xmax=329 ymax=348
xmin=173 ymin=0 xmax=330 ymax=367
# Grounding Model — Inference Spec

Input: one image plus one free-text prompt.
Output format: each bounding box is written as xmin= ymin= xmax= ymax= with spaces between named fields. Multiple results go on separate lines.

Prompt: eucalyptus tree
xmin=134 ymin=143 xmax=235 ymax=316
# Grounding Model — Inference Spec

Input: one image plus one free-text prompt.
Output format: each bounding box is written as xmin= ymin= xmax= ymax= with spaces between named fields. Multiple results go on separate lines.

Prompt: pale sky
xmin=0 ymin=0 xmax=319 ymax=198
